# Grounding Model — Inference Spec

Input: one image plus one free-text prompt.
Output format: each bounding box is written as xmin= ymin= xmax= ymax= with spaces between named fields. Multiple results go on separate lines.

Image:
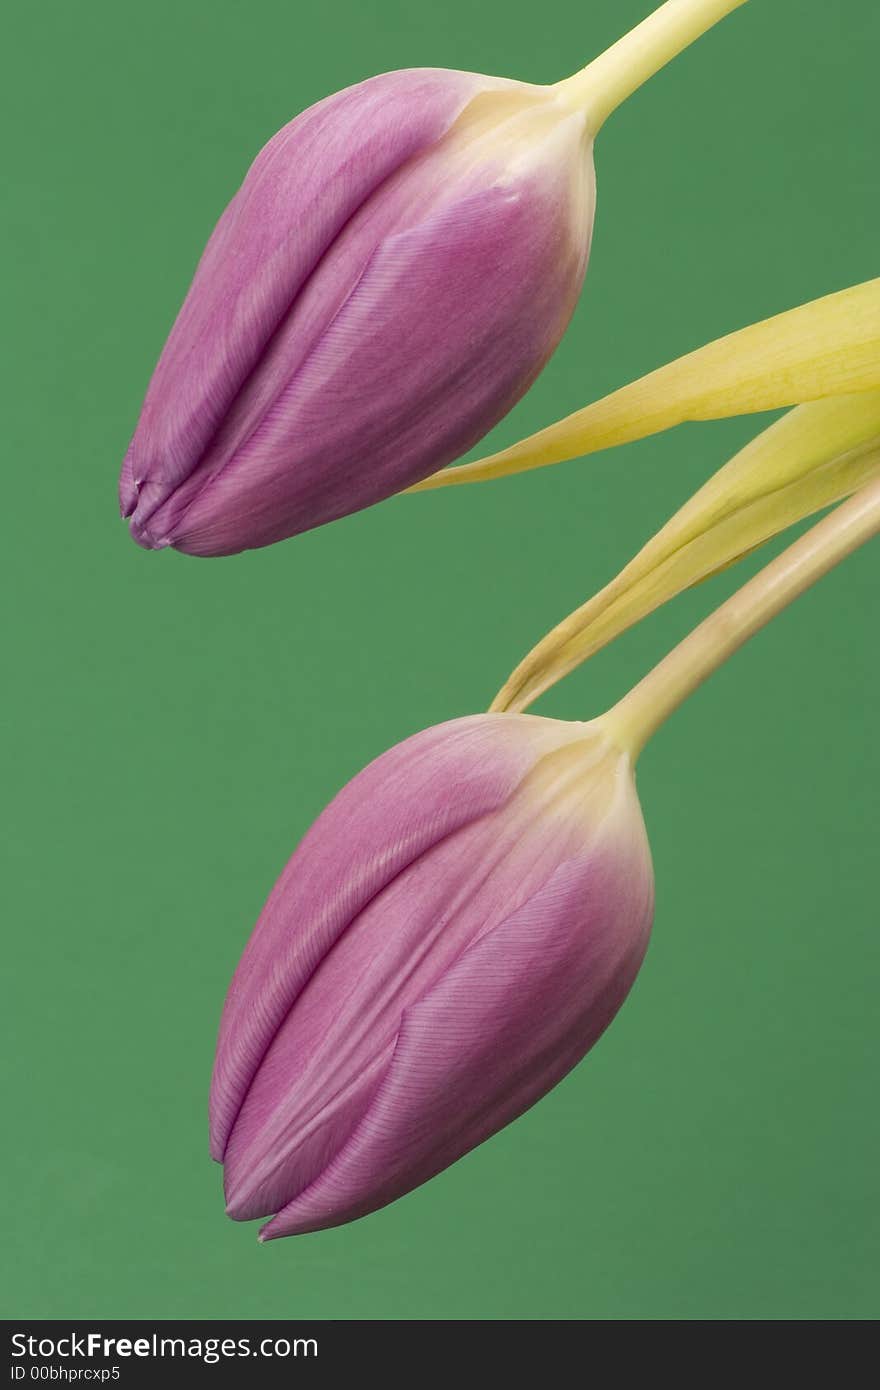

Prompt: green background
xmin=4 ymin=0 xmax=878 ymax=1320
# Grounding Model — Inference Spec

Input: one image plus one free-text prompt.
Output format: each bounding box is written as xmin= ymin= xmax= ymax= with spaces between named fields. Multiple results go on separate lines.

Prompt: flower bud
xmin=211 ymin=713 xmax=653 ymax=1238
xmin=121 ymin=70 xmax=594 ymax=556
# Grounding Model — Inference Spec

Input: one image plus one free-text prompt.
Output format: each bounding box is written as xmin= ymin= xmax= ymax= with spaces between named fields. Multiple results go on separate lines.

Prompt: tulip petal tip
xmin=127 ymin=521 xmax=172 ymax=553
xmin=257 ymin=1214 xmax=286 ymax=1243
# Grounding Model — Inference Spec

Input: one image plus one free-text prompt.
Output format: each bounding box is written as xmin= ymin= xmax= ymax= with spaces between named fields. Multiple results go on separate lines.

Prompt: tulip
xmin=211 ymin=472 xmax=880 ymax=1239
xmin=211 ymin=713 xmax=654 ymax=1237
xmin=121 ymin=0 xmax=748 ymax=556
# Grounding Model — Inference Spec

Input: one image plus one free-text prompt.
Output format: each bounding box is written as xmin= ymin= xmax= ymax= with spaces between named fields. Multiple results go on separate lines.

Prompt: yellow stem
xmin=556 ymin=0 xmax=749 ymax=133
xmin=601 ymin=476 xmax=880 ymax=759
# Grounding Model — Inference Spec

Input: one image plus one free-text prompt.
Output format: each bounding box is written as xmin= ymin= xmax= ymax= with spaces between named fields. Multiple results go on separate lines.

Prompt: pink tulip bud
xmin=211 ymin=713 xmax=653 ymax=1238
xmin=120 ymin=70 xmax=594 ymax=555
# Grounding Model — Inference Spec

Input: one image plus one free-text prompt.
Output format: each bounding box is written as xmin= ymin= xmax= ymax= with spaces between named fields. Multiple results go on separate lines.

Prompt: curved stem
xmin=557 ymin=0 xmax=749 ymax=133
xmin=601 ymin=476 xmax=880 ymax=760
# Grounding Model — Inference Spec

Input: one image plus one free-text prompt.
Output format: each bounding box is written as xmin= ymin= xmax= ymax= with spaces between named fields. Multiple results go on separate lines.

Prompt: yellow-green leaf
xmin=412 ymin=278 xmax=880 ymax=493
xmin=491 ymin=390 xmax=880 ymax=712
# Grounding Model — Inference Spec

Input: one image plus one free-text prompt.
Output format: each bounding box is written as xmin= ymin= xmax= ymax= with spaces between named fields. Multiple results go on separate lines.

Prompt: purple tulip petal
xmin=260 ymin=840 xmax=652 ymax=1239
xmin=221 ymin=743 xmax=592 ymax=1217
xmin=121 ymin=70 xmax=491 ymax=526
xmin=213 ymin=714 xmax=655 ymax=1238
xmin=121 ymin=71 xmax=594 ymax=554
xmin=146 ymin=159 xmax=589 ymax=555
xmin=210 ymin=714 xmax=572 ymax=1161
